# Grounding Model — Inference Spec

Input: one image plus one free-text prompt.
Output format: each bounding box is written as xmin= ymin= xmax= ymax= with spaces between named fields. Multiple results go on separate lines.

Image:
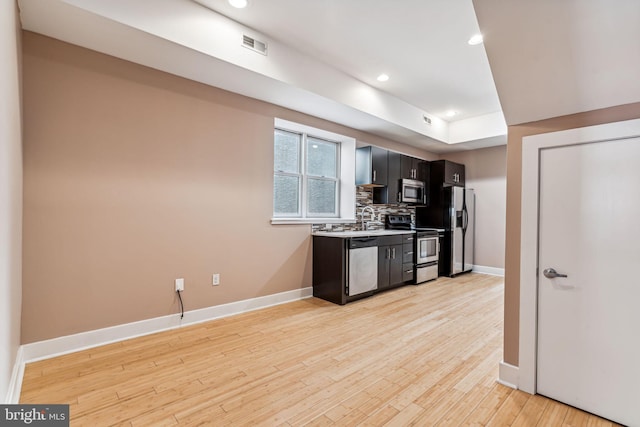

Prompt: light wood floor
xmin=21 ymin=274 xmax=621 ymax=426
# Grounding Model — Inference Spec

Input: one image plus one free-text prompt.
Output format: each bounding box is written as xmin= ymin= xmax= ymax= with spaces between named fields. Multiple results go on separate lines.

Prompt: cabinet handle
xmin=392 ymin=248 xmax=396 ymax=259
xmin=373 ymin=170 xmax=377 ymax=182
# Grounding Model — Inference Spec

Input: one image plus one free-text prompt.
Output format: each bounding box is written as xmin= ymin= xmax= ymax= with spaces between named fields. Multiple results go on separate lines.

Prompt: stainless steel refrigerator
xmin=415 ymin=186 xmax=474 ymax=276
xmin=449 ymin=187 xmax=474 ymax=275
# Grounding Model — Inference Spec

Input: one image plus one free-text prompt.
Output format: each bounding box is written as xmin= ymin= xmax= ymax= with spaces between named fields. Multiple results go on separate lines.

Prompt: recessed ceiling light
xmin=468 ymin=34 xmax=483 ymax=45
xmin=228 ymin=0 xmax=248 ymax=8
xmin=445 ymin=110 xmax=457 ymax=118
xmin=377 ymin=73 xmax=389 ymax=82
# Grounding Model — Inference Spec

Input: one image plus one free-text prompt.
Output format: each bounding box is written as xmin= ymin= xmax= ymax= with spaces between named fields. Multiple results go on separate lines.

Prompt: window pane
xmin=307 ymin=178 xmax=337 ymax=215
xmin=274 ymin=175 xmax=300 ymax=215
xmin=274 ymin=129 xmax=300 ymax=173
xmin=307 ymin=137 xmax=337 ymax=178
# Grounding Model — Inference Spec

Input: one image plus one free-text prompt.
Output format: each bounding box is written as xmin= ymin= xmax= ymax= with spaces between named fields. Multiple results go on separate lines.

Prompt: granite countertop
xmin=312 ymin=229 xmax=415 ymax=238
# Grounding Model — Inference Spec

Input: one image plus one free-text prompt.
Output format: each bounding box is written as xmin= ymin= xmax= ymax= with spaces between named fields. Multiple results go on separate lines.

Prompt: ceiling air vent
xmin=422 ymin=115 xmax=432 ymax=125
xmin=242 ymin=35 xmax=268 ymax=55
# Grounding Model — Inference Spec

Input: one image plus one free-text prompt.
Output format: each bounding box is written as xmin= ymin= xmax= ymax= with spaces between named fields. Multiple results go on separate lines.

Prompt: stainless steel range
xmin=415 ymin=229 xmax=439 ymax=283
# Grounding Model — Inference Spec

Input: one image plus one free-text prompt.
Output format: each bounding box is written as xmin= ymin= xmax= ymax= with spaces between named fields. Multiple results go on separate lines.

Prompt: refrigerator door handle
xmin=462 ymin=208 xmax=468 ymax=231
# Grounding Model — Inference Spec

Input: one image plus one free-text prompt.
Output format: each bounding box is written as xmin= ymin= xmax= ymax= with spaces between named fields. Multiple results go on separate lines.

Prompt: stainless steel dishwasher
xmin=347 ymin=237 xmax=378 ymax=296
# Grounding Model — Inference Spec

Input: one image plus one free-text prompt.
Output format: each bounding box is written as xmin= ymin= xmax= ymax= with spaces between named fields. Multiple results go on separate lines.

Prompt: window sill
xmin=271 ymin=218 xmax=356 ymax=225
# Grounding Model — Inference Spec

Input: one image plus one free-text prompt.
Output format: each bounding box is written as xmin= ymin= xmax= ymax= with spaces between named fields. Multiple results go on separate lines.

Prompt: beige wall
xmin=21 ymin=32 xmax=437 ymax=344
xmin=441 ymin=145 xmax=506 ymax=270
xmin=0 ymin=0 xmax=23 ymax=399
xmin=502 ymin=102 xmax=640 ymax=365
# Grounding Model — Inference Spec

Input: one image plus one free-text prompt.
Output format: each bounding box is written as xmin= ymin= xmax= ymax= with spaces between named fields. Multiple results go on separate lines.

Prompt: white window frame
xmin=271 ymin=118 xmax=356 ymax=225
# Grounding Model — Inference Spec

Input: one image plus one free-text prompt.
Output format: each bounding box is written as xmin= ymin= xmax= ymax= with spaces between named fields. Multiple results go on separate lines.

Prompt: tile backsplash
xmin=312 ymin=186 xmax=415 ymax=232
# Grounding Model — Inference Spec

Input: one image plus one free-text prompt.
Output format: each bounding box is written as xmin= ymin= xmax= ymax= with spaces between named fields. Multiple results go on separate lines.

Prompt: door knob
xmin=543 ymin=268 xmax=568 ymax=279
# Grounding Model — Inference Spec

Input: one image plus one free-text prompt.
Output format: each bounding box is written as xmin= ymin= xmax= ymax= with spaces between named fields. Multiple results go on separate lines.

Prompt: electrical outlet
xmin=213 ymin=274 xmax=220 ymax=286
xmin=175 ymin=278 xmax=184 ymax=292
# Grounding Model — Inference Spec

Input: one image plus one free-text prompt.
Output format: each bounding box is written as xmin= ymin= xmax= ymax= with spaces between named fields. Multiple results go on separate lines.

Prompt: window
xmin=272 ymin=119 xmax=355 ymax=224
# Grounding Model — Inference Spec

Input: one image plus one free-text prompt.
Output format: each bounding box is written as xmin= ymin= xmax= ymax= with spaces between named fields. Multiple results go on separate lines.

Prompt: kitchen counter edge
xmin=312 ymin=230 xmax=415 ymax=238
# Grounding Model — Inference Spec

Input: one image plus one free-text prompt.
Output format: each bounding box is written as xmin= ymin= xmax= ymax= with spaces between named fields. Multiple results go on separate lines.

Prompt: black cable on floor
xmin=177 ymin=290 xmax=184 ymax=319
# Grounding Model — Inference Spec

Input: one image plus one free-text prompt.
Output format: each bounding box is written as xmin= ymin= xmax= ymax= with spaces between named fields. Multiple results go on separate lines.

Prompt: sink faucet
xmin=360 ymin=206 xmax=376 ymax=230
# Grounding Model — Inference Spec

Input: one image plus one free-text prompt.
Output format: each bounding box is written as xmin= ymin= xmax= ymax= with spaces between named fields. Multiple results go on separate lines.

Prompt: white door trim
xmin=519 ymin=117 xmax=640 ymax=393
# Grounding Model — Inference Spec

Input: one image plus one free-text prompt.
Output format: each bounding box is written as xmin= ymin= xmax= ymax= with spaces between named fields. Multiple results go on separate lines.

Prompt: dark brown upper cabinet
xmin=401 ymin=156 xmax=427 ymax=181
xmin=355 ymin=146 xmax=388 ymax=187
xmin=430 ymin=159 xmax=465 ymax=187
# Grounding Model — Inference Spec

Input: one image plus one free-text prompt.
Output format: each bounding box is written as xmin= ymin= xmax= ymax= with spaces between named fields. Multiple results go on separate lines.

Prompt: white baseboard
xmin=5 ymin=346 xmax=25 ymax=404
xmin=497 ymin=361 xmax=519 ymax=389
xmin=472 ymin=265 xmax=505 ymax=277
xmin=21 ymin=287 xmax=313 ymax=364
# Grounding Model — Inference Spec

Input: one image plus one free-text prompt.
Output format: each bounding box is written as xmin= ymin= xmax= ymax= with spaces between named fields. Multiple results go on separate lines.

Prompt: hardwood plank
xmin=19 ymin=274 xmax=622 ymax=426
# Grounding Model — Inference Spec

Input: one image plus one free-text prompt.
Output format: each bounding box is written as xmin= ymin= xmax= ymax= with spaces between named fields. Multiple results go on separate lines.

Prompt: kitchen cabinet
xmin=430 ymin=159 xmax=465 ymax=187
xmin=355 ymin=146 xmax=388 ymax=186
xmin=402 ymin=234 xmax=415 ymax=282
xmin=401 ymin=156 xmax=427 ymax=181
xmin=386 ymin=151 xmax=402 ymax=204
xmin=387 ymin=152 xmax=429 ymax=204
xmin=312 ymin=232 xmax=414 ymax=304
xmin=377 ymin=235 xmax=405 ymax=291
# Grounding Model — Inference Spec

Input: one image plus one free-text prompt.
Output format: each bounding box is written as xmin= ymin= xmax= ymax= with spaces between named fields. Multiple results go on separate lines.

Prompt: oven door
xmin=416 ymin=236 xmax=439 ymax=264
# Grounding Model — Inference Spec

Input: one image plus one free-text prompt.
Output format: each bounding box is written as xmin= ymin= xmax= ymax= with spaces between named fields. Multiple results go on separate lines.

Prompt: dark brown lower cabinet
xmin=377 ymin=235 xmax=405 ymax=291
xmin=312 ymin=233 xmax=415 ymax=305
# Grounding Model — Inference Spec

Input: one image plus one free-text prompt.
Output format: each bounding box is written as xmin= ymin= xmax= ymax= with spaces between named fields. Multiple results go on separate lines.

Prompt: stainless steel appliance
xmin=399 ymin=179 xmax=425 ymax=204
xmin=416 ymin=231 xmax=439 ymax=264
xmin=415 ymin=229 xmax=439 ymax=283
xmin=347 ymin=237 xmax=378 ymax=296
xmin=415 ymin=186 xmax=475 ymax=276
xmin=451 ymin=187 xmax=474 ymax=275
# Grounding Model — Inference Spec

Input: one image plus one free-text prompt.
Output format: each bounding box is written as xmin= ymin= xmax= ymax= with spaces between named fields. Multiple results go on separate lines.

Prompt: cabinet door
xmin=400 ymin=155 xmax=415 ymax=179
xmin=370 ymin=146 xmax=388 ymax=185
xmin=389 ymin=244 xmax=404 ymax=286
xmin=355 ymin=146 xmax=388 ymax=186
xmin=387 ymin=151 xmax=402 ymax=203
xmin=420 ymin=161 xmax=431 ymax=205
xmin=416 ymin=160 xmax=429 ymax=182
xmin=377 ymin=246 xmax=391 ymax=290
xmin=443 ymin=161 xmax=465 ymax=186
xmin=401 ymin=155 xmax=425 ymax=180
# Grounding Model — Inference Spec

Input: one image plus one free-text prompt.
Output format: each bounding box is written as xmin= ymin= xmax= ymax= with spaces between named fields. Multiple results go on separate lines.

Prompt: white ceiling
xmin=473 ymin=0 xmax=640 ymax=126
xmin=193 ymin=0 xmax=502 ymax=122
xmin=17 ymin=0 xmax=640 ymax=153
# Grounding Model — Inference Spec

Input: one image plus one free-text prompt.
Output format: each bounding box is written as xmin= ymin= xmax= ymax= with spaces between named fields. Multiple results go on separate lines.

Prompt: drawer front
xmin=416 ymin=263 xmax=438 ymax=283
xmin=402 ymin=263 xmax=415 ymax=282
xmin=378 ymin=235 xmax=404 ymax=246
xmin=402 ymin=244 xmax=414 ymax=263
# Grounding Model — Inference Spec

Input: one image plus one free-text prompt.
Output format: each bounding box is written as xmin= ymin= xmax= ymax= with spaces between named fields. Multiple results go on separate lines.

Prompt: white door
xmin=537 ymin=136 xmax=640 ymax=426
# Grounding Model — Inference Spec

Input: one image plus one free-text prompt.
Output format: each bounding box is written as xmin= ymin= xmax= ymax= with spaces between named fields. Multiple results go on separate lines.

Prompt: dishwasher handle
xmin=349 ymin=237 xmax=379 ymax=249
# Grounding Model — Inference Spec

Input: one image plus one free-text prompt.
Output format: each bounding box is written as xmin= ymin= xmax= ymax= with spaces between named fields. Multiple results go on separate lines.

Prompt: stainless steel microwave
xmin=399 ymin=179 xmax=425 ymax=204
